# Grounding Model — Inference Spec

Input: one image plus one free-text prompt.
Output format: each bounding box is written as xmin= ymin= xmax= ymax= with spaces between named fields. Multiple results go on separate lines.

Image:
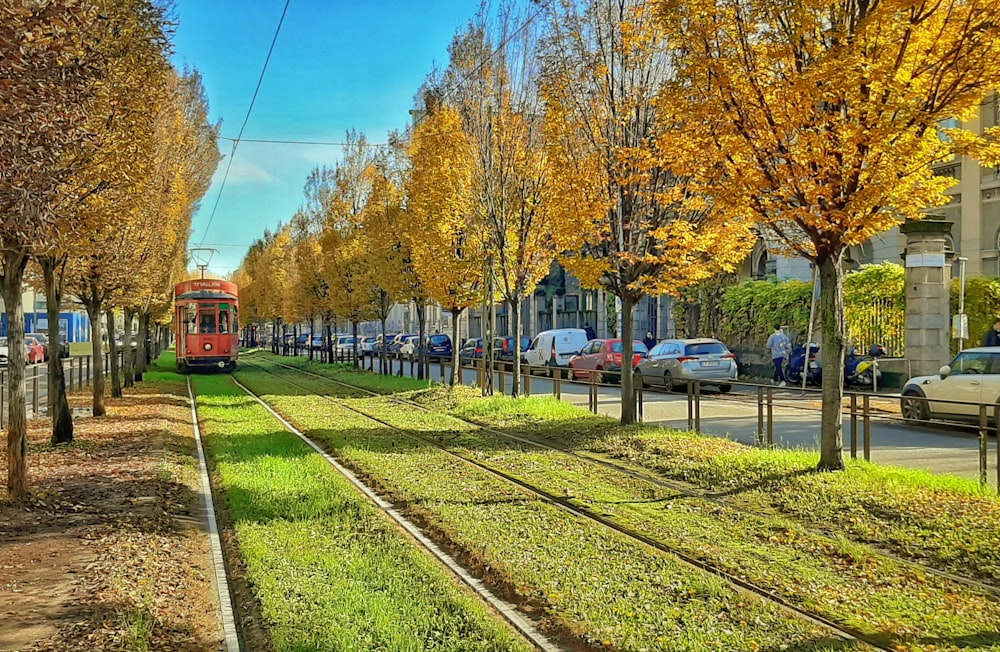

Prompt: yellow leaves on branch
xmin=656 ymin=0 xmax=1000 ymax=255
xmin=406 ymin=103 xmax=483 ymax=310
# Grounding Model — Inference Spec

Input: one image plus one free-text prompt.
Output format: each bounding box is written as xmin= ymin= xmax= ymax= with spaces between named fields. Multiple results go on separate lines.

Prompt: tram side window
xmin=232 ymin=306 xmax=238 ymax=332
xmin=186 ymin=303 xmax=198 ymax=334
xmin=199 ymin=311 xmax=217 ymax=334
xmin=219 ymin=309 xmax=229 ymax=334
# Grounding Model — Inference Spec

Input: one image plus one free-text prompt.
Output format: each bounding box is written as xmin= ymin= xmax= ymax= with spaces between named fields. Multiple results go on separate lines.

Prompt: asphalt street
xmin=364 ymin=355 xmax=1000 ymax=486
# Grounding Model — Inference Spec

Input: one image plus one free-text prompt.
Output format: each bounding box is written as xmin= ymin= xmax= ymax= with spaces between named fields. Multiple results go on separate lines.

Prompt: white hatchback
xmin=900 ymin=347 xmax=1000 ymax=423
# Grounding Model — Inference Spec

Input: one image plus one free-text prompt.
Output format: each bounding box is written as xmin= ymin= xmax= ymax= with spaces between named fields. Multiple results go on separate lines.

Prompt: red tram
xmin=174 ymin=279 xmax=239 ymax=372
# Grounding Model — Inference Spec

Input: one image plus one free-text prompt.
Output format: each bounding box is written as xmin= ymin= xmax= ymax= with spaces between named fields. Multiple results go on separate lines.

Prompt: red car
xmin=569 ymin=339 xmax=648 ymax=383
xmin=25 ymin=335 xmax=45 ymax=365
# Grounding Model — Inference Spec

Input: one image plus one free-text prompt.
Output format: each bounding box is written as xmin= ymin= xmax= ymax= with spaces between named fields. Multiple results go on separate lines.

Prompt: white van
xmin=523 ymin=328 xmax=590 ymax=373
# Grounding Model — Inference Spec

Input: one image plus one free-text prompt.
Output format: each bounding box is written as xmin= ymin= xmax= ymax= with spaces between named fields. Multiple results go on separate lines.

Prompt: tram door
xmin=182 ymin=302 xmax=198 ymax=357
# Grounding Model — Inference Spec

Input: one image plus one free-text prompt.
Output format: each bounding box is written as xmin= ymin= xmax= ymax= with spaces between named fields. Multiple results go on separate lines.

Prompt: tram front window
xmin=199 ymin=312 xmax=217 ymax=334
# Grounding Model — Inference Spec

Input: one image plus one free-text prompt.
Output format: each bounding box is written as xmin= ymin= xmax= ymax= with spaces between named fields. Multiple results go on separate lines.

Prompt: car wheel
xmin=595 ymin=369 xmax=604 ymax=384
xmin=663 ymin=370 xmax=674 ymax=391
xmin=718 ymin=384 xmax=732 ymax=394
xmin=636 ymin=372 xmax=646 ymax=389
xmin=900 ymin=391 xmax=929 ymax=424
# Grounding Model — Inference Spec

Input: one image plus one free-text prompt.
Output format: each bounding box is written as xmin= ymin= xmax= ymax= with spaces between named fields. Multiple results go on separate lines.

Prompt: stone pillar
xmin=900 ymin=217 xmax=954 ymax=377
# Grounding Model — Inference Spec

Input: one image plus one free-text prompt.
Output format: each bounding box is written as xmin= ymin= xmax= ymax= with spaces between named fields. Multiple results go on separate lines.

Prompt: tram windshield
xmin=199 ymin=311 xmax=217 ymax=334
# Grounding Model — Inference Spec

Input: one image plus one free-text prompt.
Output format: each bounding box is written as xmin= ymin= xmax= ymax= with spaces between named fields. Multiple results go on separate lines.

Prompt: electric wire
xmin=197 ymin=0 xmax=292 ymax=246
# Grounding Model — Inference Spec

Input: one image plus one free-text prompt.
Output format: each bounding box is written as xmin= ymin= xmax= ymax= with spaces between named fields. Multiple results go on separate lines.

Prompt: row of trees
xmin=2 ymin=0 xmax=220 ymax=499
xmin=237 ymin=0 xmax=1000 ymax=471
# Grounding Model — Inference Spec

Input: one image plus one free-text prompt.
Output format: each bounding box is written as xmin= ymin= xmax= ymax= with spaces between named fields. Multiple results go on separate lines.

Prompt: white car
xmin=900 ymin=347 xmax=1000 ymax=423
xmin=0 ymin=336 xmax=8 ymax=366
xmin=399 ymin=335 xmax=420 ymax=360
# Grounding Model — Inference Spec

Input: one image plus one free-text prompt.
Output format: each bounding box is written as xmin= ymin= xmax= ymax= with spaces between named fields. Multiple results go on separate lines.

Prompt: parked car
xmin=56 ymin=335 xmax=70 ymax=358
xmin=360 ymin=337 xmax=377 ymax=356
xmin=569 ymin=339 xmax=648 ymax=383
xmin=388 ymin=333 xmax=414 ymax=354
xmin=295 ymin=333 xmax=310 ymax=349
xmin=310 ymin=335 xmax=326 ymax=352
xmin=494 ymin=336 xmax=531 ymax=364
xmin=523 ymin=328 xmax=590 ymax=374
xmin=458 ymin=338 xmax=484 ymax=364
xmin=25 ymin=335 xmax=45 ymax=365
xmin=900 ymin=347 xmax=1000 ymax=423
xmin=424 ymin=333 xmax=452 ymax=360
xmin=636 ymin=338 xmax=737 ymax=393
xmin=332 ymin=335 xmax=357 ymax=358
xmin=26 ymin=332 xmax=50 ymax=361
xmin=0 ymin=337 xmax=8 ymax=366
xmin=399 ymin=335 xmax=421 ymax=359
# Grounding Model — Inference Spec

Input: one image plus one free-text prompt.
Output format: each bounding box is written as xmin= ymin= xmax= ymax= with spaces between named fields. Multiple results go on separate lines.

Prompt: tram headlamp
xmin=204 ymin=342 xmax=213 ymax=351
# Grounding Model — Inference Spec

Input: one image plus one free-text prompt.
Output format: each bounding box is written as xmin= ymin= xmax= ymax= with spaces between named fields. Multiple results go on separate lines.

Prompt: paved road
xmin=350 ymin=355 xmax=1000 ymax=486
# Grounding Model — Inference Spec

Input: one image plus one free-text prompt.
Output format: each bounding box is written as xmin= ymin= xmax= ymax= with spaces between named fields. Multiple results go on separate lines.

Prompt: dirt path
xmin=0 ymin=383 xmax=225 ymax=651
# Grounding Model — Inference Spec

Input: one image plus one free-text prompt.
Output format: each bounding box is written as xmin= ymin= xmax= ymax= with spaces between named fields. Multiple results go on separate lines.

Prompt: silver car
xmin=636 ymin=338 xmax=737 ymax=392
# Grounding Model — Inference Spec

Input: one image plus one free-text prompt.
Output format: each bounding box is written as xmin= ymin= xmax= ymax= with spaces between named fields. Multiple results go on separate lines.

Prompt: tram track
xmin=262 ymin=355 xmax=1000 ymax=597
xmin=237 ymin=355 xmax=974 ymax=651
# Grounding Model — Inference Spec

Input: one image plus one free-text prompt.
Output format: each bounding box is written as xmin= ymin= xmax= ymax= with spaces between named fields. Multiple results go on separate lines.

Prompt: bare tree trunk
xmin=2 ymin=252 xmax=30 ymax=499
xmin=818 ymin=255 xmax=847 ymax=471
xmin=450 ymin=307 xmax=464 ymax=386
xmin=83 ymin=297 xmax=106 ymax=417
xmin=122 ymin=308 xmax=135 ymax=388
xmin=106 ymin=311 xmax=122 ymax=398
xmin=415 ymin=301 xmax=426 ymax=381
xmin=348 ymin=321 xmax=356 ymax=368
xmin=135 ymin=310 xmax=150 ymax=381
xmin=40 ymin=256 xmax=73 ymax=444
xmin=620 ymin=294 xmax=636 ymax=425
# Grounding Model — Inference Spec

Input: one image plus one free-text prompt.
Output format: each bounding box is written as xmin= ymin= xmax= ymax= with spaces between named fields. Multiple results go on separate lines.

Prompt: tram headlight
xmin=204 ymin=342 xmax=213 ymax=351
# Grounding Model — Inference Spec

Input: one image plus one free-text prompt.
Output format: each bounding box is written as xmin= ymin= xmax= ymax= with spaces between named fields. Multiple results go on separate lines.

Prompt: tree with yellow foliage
xmin=446 ymin=9 xmax=559 ymax=396
xmin=658 ymin=0 xmax=1000 ymax=470
xmin=541 ymin=0 xmax=755 ymax=424
xmin=1 ymin=0 xmax=105 ymax=498
xmin=358 ymin=143 xmax=409 ymax=373
xmin=321 ymin=131 xmax=378 ymax=364
xmin=407 ymin=94 xmax=484 ymax=385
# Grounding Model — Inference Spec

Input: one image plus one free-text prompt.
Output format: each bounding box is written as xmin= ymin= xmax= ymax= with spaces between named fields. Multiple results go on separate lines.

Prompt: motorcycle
xmin=786 ymin=343 xmax=822 ymax=386
xmin=844 ymin=344 xmax=886 ymax=387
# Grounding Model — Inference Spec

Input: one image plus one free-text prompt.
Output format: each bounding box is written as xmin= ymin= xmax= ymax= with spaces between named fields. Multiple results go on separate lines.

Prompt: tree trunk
xmin=84 ymin=297 xmax=106 ymax=416
xmin=122 ymin=308 xmax=135 ymax=388
xmin=415 ymin=300 xmax=426 ymax=381
xmin=40 ymin=256 xmax=73 ymax=444
xmin=817 ymin=255 xmax=847 ymax=471
xmin=135 ymin=311 xmax=150 ymax=380
xmin=106 ymin=311 xmax=122 ymax=398
xmin=352 ymin=321 xmax=359 ymax=368
xmin=379 ymin=318 xmax=388 ymax=375
xmin=620 ymin=294 xmax=636 ymax=425
xmin=511 ymin=297 xmax=522 ymax=398
xmin=450 ymin=307 xmax=463 ymax=386
xmin=2 ymin=252 xmax=30 ymax=499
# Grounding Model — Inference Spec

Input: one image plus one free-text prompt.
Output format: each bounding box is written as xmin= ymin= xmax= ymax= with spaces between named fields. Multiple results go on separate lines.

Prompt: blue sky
xmin=170 ymin=0 xmax=478 ymax=277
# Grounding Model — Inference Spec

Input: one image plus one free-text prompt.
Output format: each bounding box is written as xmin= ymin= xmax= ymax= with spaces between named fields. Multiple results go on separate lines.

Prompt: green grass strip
xmin=241 ymin=358 xmax=1000 ymax=650
xmin=192 ymin=373 xmax=533 ymax=652
xmin=252 ymin=353 xmax=1000 ymax=583
xmin=235 ymin=364 xmax=856 ymax=651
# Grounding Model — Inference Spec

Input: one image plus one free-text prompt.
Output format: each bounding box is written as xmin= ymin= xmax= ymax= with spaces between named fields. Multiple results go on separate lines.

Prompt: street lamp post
xmin=957 ymin=256 xmax=969 ymax=351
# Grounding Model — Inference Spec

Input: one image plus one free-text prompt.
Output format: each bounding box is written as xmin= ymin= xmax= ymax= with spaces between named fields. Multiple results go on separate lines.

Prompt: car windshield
xmin=611 ymin=341 xmax=648 ymax=354
xmin=0 ymin=337 xmax=6 ymax=346
xmin=29 ymin=333 xmax=47 ymax=344
xmin=685 ymin=342 xmax=728 ymax=356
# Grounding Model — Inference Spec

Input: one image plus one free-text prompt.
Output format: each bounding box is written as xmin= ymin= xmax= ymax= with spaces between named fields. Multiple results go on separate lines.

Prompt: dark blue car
xmin=424 ymin=333 xmax=452 ymax=360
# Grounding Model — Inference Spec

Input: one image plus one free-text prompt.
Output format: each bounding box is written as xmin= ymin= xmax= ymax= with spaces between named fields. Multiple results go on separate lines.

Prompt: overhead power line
xmin=216 ymin=0 xmax=554 ymax=151
xmin=197 ymin=0 xmax=292 ymax=246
